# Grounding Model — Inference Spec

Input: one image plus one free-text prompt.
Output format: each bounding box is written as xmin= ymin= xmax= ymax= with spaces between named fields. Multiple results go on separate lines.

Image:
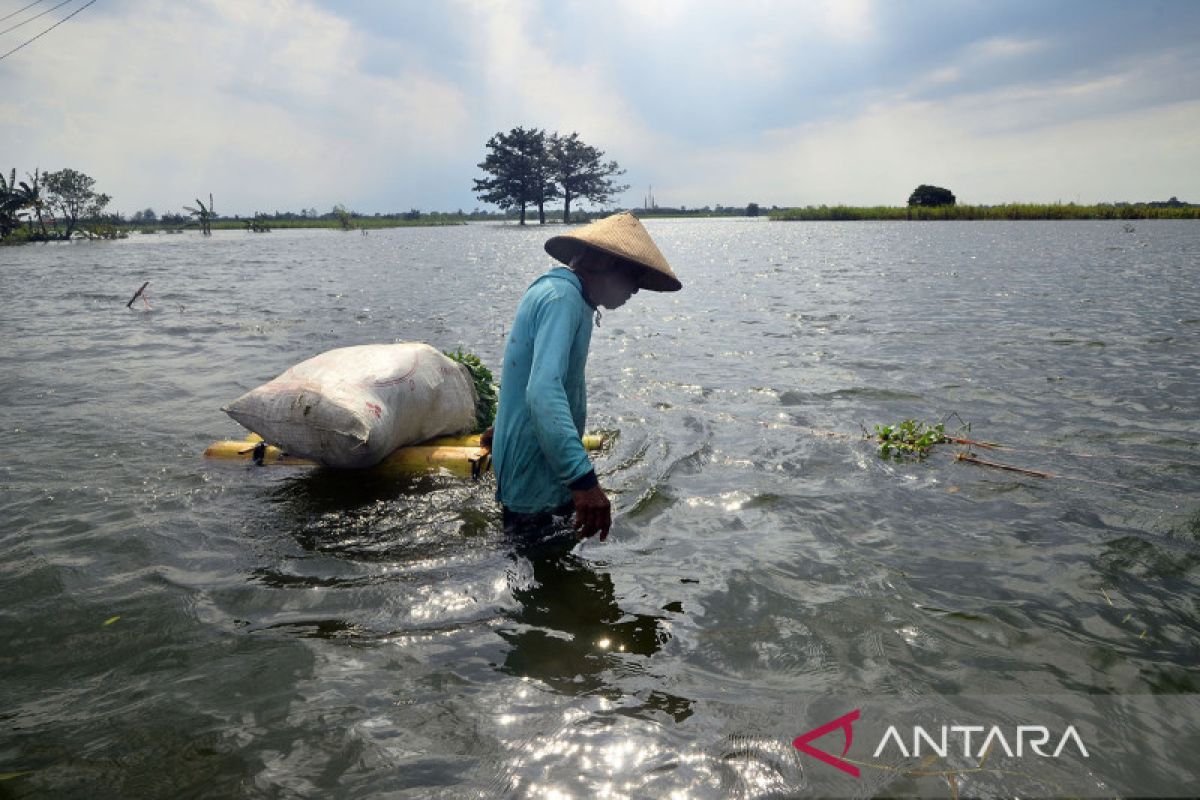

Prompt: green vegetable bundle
xmin=444 ymin=349 xmax=498 ymax=433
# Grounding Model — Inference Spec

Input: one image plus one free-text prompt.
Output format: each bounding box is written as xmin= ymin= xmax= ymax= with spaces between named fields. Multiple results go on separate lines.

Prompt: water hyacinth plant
xmin=874 ymin=419 xmax=948 ymax=460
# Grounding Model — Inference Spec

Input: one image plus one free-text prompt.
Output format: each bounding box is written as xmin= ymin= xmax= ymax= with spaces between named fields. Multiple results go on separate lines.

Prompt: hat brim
xmin=545 ymin=236 xmax=682 ymax=293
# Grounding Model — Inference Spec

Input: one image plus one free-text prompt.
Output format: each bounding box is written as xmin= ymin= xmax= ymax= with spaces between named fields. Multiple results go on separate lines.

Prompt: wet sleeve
xmin=525 ymin=296 xmax=593 ymax=488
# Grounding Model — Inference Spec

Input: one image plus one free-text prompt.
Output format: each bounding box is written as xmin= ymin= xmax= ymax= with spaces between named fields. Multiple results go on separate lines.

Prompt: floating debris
xmin=956 ymin=452 xmax=1052 ymax=479
xmin=125 ymin=281 xmax=150 ymax=309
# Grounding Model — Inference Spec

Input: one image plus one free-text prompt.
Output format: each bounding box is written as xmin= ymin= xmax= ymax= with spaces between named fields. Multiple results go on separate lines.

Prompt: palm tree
xmin=184 ymin=193 xmax=216 ymax=236
xmin=19 ymin=169 xmax=49 ymax=238
xmin=0 ymin=169 xmax=24 ymax=239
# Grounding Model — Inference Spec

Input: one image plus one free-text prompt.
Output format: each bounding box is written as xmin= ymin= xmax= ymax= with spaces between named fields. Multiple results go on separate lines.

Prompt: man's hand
xmin=571 ymin=485 xmax=611 ymax=541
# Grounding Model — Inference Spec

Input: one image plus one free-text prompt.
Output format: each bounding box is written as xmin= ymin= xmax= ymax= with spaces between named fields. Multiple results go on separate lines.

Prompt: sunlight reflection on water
xmin=1 ymin=221 xmax=1198 ymax=796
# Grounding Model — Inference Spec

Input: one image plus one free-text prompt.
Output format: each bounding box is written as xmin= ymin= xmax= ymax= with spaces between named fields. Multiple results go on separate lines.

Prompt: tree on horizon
xmin=44 ymin=168 xmax=111 ymax=239
xmin=908 ymin=184 xmax=956 ymax=207
xmin=548 ymin=132 xmax=627 ymax=223
xmin=473 ymin=128 xmax=627 ymax=224
xmin=473 ymin=126 xmax=550 ymax=226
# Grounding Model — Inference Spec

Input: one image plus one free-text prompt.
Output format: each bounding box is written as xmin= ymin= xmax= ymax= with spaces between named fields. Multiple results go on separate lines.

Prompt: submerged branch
xmin=956 ymin=452 xmax=1052 ymax=478
xmin=125 ymin=281 xmax=150 ymax=309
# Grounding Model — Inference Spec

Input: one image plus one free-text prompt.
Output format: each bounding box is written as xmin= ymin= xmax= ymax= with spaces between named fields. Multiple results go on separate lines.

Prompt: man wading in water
xmin=488 ymin=213 xmax=682 ymax=541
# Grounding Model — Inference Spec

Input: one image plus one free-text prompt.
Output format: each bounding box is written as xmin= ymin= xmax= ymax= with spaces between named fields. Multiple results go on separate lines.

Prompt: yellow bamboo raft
xmin=203 ymin=433 xmax=605 ymax=479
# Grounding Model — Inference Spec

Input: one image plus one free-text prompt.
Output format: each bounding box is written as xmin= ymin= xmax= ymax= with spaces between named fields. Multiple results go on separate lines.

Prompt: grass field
xmin=769 ymin=204 xmax=1200 ymax=221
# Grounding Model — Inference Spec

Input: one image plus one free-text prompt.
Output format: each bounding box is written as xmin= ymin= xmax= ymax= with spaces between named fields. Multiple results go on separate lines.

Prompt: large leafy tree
xmin=473 ymin=127 xmax=554 ymax=225
xmin=44 ymin=168 xmax=110 ymax=238
xmin=530 ymin=138 xmax=559 ymax=225
xmin=548 ymin=132 xmax=627 ymax=223
xmin=907 ymin=184 xmax=956 ymax=207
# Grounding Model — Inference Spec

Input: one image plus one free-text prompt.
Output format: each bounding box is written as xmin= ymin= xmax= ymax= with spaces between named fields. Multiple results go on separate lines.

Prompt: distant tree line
xmin=473 ymin=127 xmax=628 ymax=225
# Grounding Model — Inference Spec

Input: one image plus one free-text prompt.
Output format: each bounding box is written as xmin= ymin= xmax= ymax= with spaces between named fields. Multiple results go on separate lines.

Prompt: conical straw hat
xmin=544 ymin=212 xmax=681 ymax=292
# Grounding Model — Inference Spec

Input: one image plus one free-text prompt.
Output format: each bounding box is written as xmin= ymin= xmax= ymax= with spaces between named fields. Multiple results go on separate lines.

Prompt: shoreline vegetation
xmin=7 ymin=202 xmax=1199 ymax=243
xmin=4 ymin=202 xmax=1198 ymax=244
xmin=768 ymin=202 xmax=1200 ymax=221
xmin=4 ymin=162 xmax=1198 ymax=246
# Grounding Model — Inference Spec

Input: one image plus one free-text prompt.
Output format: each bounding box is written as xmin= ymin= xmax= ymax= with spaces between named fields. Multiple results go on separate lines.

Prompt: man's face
xmin=584 ymin=253 xmax=642 ymax=309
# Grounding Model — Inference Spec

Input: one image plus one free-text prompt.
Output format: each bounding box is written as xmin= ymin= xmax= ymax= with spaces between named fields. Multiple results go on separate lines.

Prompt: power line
xmin=0 ymin=0 xmax=71 ymax=36
xmin=0 ymin=0 xmax=94 ymax=61
xmin=0 ymin=1 xmax=46 ymax=25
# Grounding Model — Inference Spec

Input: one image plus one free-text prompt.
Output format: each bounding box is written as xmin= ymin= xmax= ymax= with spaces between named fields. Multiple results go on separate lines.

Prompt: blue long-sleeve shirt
xmin=493 ymin=268 xmax=595 ymax=513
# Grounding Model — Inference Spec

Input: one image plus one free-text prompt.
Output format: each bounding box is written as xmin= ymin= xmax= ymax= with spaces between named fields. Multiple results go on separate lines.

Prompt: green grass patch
xmin=769 ymin=203 xmax=1200 ymax=221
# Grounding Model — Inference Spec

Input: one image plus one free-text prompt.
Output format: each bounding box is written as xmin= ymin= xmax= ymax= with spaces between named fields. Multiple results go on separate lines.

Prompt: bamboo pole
xmin=955 ymin=452 xmax=1052 ymax=478
xmin=202 ymin=432 xmax=604 ymax=477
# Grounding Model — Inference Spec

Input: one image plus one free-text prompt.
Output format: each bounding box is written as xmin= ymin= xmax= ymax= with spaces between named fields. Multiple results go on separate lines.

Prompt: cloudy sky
xmin=3 ymin=0 xmax=1198 ymax=216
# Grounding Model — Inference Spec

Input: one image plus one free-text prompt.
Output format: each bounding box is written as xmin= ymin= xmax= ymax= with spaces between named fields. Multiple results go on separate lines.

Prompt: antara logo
xmin=792 ymin=709 xmax=861 ymax=777
xmin=872 ymin=724 xmax=1090 ymax=760
xmin=792 ymin=710 xmax=1089 ymax=777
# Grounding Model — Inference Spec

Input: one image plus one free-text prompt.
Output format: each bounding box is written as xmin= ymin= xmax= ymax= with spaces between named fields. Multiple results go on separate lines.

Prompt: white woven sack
xmin=224 ymin=342 xmax=477 ymax=468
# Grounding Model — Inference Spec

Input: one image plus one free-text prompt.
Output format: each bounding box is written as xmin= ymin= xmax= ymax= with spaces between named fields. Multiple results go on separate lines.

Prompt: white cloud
xmin=4 ymin=0 xmax=471 ymax=214
xmin=608 ymin=0 xmax=875 ymax=41
xmin=1 ymin=0 xmax=1194 ymax=214
xmin=657 ymin=92 xmax=1200 ymax=207
xmin=819 ymin=0 xmax=876 ymax=43
xmin=456 ymin=1 xmax=664 ymax=168
xmin=927 ymin=67 xmax=961 ymax=85
xmin=971 ymin=36 xmax=1047 ymax=60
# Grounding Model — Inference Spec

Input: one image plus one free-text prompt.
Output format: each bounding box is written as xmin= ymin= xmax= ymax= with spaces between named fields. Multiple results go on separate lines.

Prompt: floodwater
xmin=1 ymin=219 xmax=1198 ymax=798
